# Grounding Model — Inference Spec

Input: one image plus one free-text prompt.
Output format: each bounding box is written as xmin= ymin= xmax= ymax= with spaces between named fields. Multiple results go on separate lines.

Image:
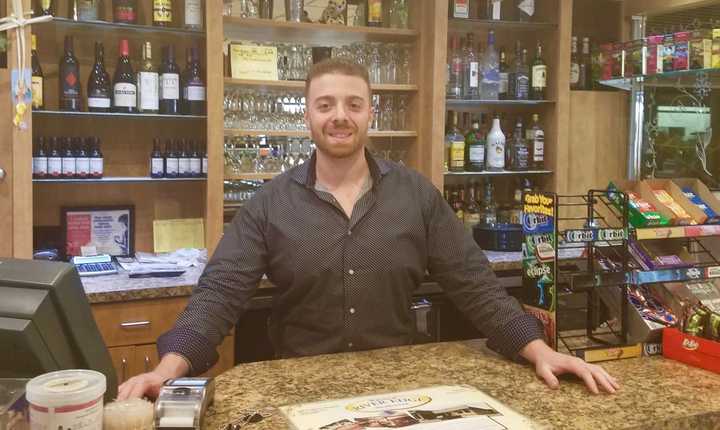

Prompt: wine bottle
xmin=201 ymin=140 xmax=208 ymax=177
xmin=36 ymin=0 xmax=53 ymax=16
xmin=189 ymin=140 xmax=201 ymax=177
xmin=181 ymin=46 xmax=206 ymax=115
xmin=150 ymin=138 xmax=164 ymax=178
xmin=113 ymin=0 xmax=136 ymax=23
xmin=530 ymin=42 xmax=547 ymax=100
xmin=184 ymin=0 xmax=202 ymax=29
xmin=160 ymin=45 xmax=180 ymax=114
xmin=164 ymin=139 xmax=179 ymax=178
xmin=137 ymin=41 xmax=159 ymax=113
xmin=90 ymin=137 xmax=104 ymax=178
xmin=113 ymin=39 xmax=137 ymax=113
xmin=31 ymin=34 xmax=44 ymax=110
xmin=59 ymin=36 xmax=81 ymax=111
xmin=87 ymin=41 xmax=112 ymax=112
xmin=177 ymin=139 xmax=190 ymax=177
xmin=75 ymin=138 xmax=90 ymax=179
xmin=153 ymin=0 xmax=172 ymax=26
xmin=33 ymin=137 xmax=48 ymax=179
xmin=48 ymin=137 xmax=62 ymax=178
xmin=61 ymin=137 xmax=77 ymax=179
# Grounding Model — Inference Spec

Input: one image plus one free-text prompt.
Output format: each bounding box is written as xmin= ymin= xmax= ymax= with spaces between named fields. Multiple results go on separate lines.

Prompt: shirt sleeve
xmin=424 ymin=185 xmax=545 ymax=361
xmin=157 ymin=194 xmax=269 ymax=375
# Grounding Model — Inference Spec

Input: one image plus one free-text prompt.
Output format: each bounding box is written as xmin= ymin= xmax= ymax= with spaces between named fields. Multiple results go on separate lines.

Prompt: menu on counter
xmin=279 ymin=385 xmax=542 ymax=430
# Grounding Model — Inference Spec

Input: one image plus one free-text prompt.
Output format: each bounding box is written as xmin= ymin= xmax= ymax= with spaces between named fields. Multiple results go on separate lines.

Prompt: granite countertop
xmin=203 ymin=340 xmax=720 ymax=430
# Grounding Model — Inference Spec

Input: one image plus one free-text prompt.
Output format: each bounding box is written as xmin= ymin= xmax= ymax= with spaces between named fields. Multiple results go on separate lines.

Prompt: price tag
xmin=230 ymin=44 xmax=279 ymax=81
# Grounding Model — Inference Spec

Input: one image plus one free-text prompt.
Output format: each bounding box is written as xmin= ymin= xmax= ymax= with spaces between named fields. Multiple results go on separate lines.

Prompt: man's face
xmin=305 ymin=73 xmax=372 ymax=159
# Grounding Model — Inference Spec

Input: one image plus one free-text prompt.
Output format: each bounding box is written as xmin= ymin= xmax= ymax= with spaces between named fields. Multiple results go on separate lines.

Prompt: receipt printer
xmin=155 ymin=378 xmax=215 ymax=430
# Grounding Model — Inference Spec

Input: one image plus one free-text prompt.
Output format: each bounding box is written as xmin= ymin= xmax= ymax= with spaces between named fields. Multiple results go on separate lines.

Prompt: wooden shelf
xmin=33 ymin=176 xmax=207 ymax=183
xmin=32 ymin=110 xmax=207 ymax=119
xmin=444 ymin=170 xmax=553 ymax=177
xmin=43 ymin=16 xmax=206 ymax=37
xmin=223 ymin=17 xmax=418 ymax=45
xmin=225 ymin=172 xmax=279 ymax=181
xmin=223 ymin=129 xmax=417 ymax=138
xmin=448 ymin=18 xmax=557 ymax=32
xmin=446 ymin=99 xmax=555 ymax=107
xmin=224 ymin=78 xmax=418 ymax=92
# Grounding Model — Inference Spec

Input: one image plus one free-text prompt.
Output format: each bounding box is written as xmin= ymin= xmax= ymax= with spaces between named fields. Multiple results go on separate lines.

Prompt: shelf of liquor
xmin=447 ymin=18 xmax=557 ymax=33
xmin=33 ymin=110 xmax=207 ymax=119
xmin=33 ymin=176 xmax=206 ymax=183
xmin=43 ymin=16 xmax=206 ymax=38
xmin=444 ymin=169 xmax=553 ymax=177
xmin=446 ymin=99 xmax=554 ymax=107
xmin=224 ymin=78 xmax=419 ymax=92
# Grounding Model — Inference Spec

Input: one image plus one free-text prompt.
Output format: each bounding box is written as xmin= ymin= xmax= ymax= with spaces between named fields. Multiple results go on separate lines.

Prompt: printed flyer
xmin=279 ymin=385 xmax=542 ymax=430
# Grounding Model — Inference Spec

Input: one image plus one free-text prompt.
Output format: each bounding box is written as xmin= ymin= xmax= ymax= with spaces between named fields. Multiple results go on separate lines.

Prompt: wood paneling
xmin=0 ymin=69 xmax=12 ymax=257
xmin=549 ymin=0 xmax=573 ymax=196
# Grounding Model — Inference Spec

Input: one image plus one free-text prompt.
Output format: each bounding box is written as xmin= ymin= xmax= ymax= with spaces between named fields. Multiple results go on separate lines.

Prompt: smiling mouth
xmin=328 ymin=130 xmax=353 ymax=139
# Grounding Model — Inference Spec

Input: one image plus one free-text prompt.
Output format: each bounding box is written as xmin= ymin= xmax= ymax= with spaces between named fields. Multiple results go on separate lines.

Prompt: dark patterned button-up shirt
xmin=158 ymin=151 xmax=544 ymax=374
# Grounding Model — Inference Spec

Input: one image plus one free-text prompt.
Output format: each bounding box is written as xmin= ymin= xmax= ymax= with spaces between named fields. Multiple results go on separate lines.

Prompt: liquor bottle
xmin=514 ymin=47 xmax=530 ymax=100
xmin=77 ymin=0 xmax=99 ymax=20
xmin=61 ymin=137 xmax=77 ymax=179
xmin=33 ymin=137 xmax=48 ymax=179
xmin=59 ymin=36 xmax=81 ymax=111
xmin=137 ymin=41 xmax=159 ymax=113
xmin=181 ymin=46 xmax=206 ymax=115
xmin=465 ymin=117 xmax=485 ymax=171
xmin=486 ymin=115 xmax=505 ymax=171
xmin=447 ymin=35 xmax=463 ymax=99
xmin=185 ymin=0 xmax=203 ymax=29
xmin=37 ymin=0 xmax=53 ymax=15
xmin=75 ymin=138 xmax=90 ymax=179
xmin=516 ymin=0 xmax=534 ymax=21
xmin=201 ymin=140 xmax=208 ymax=177
xmin=498 ymin=48 xmax=509 ymax=100
xmin=507 ymin=41 xmax=519 ymax=100
xmin=449 ymin=0 xmax=469 ymax=19
xmin=509 ymin=118 xmax=529 ymax=171
xmin=367 ymin=0 xmax=383 ymax=27
xmin=510 ymin=179 xmax=524 ymax=224
xmin=579 ymin=37 xmax=591 ymax=90
xmin=485 ymin=0 xmax=501 ymax=20
xmin=528 ymin=113 xmax=544 ymax=169
xmin=446 ymin=111 xmax=465 ymax=172
xmin=451 ymin=187 xmax=465 ymax=221
xmin=481 ymin=180 xmax=497 ymax=226
xmin=31 ymin=35 xmax=44 ymax=110
xmin=570 ymin=36 xmax=580 ymax=90
xmin=189 ymin=140 xmax=201 ymax=177
xmin=87 ymin=42 xmax=112 ymax=112
xmin=480 ymin=30 xmax=500 ymax=100
xmin=113 ymin=0 xmax=136 ymax=23
xmin=89 ymin=137 xmax=104 ymax=178
xmin=530 ymin=42 xmax=547 ymax=100
xmin=463 ymin=34 xmax=479 ymax=99
xmin=463 ymin=182 xmax=481 ymax=232
xmin=113 ymin=39 xmax=137 ymax=113
xmin=150 ymin=138 xmax=164 ymax=178
xmin=48 ymin=137 xmax=62 ymax=178
xmin=164 ymin=139 xmax=179 ymax=178
xmin=177 ymin=139 xmax=190 ymax=177
xmin=153 ymin=0 xmax=172 ymax=26
xmin=160 ymin=46 xmax=181 ymax=114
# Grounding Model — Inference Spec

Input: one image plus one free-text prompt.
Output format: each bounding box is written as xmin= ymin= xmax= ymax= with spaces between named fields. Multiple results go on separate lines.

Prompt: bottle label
xmin=514 ymin=145 xmax=529 ymax=169
xmin=468 ymin=145 xmax=485 ymax=164
xmin=160 ymin=73 xmax=180 ymax=100
xmin=492 ymin=0 xmax=501 ymax=20
xmin=532 ymin=65 xmax=547 ymax=88
xmin=78 ymin=0 xmax=98 ymax=20
xmin=482 ymin=68 xmax=500 ymax=85
xmin=114 ymin=6 xmax=136 ymax=22
xmin=450 ymin=141 xmax=465 ymax=169
xmin=487 ymin=140 xmax=505 ymax=169
xmin=62 ymin=67 xmax=80 ymax=98
xmin=570 ymin=63 xmax=580 ymax=84
xmin=31 ymin=76 xmax=43 ymax=108
xmin=76 ymin=157 xmax=90 ymax=175
xmin=90 ymin=158 xmax=104 ymax=175
xmin=469 ymin=62 xmax=479 ymax=88
xmin=518 ymin=0 xmax=535 ymax=16
xmin=88 ymin=97 xmax=111 ymax=108
xmin=368 ymin=0 xmax=382 ymax=22
xmin=151 ymin=158 xmax=164 ymax=175
xmin=62 ymin=157 xmax=76 ymax=176
xmin=165 ymin=158 xmax=179 ymax=174
xmin=464 ymin=212 xmax=480 ymax=227
xmin=48 ymin=157 xmax=62 ymax=176
xmin=202 ymin=157 xmax=208 ymax=174
xmin=138 ymin=71 xmax=160 ymax=110
xmin=453 ymin=0 xmax=469 ymax=18
xmin=184 ymin=85 xmax=206 ymax=101
xmin=185 ymin=0 xmax=202 ymax=26
xmin=516 ymin=74 xmax=529 ymax=98
xmin=533 ymin=131 xmax=545 ymax=162
xmin=499 ymin=72 xmax=509 ymax=94
xmin=190 ymin=158 xmax=201 ymax=174
xmin=153 ymin=0 xmax=172 ymax=22
xmin=41 ymin=0 xmax=51 ymax=10
xmin=178 ymin=158 xmax=190 ymax=174
xmin=114 ymin=82 xmax=137 ymax=107
xmin=33 ymin=157 xmax=48 ymax=175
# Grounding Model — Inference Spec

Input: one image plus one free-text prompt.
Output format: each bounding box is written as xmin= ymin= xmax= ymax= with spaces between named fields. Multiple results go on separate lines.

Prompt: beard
xmin=312 ymin=121 xmax=367 ymax=159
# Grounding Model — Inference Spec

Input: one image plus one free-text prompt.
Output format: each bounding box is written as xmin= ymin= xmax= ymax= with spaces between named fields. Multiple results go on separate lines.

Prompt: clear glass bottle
xmin=137 ymin=41 xmax=159 ymax=113
xmin=481 ymin=180 xmax=497 ymax=226
xmin=463 ymin=33 xmax=479 ymax=99
xmin=480 ymin=30 xmax=499 ymax=100
xmin=185 ymin=0 xmax=203 ymax=29
xmin=570 ymin=36 xmax=580 ymax=90
xmin=388 ymin=0 xmax=408 ymax=28
xmin=510 ymin=117 xmax=529 ymax=171
xmin=464 ymin=183 xmax=481 ymax=232
xmin=528 ymin=113 xmax=544 ymax=169
xmin=447 ymin=35 xmax=463 ymax=99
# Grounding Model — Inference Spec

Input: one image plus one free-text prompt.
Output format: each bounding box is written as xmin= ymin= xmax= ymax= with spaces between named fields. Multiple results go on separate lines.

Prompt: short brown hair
xmin=305 ymin=58 xmax=371 ymax=98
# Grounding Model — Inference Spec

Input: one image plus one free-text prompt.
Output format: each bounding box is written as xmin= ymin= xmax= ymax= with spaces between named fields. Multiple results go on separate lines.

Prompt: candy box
xmin=673 ymin=31 xmax=690 ymax=71
xmin=663 ymin=327 xmax=720 ymax=375
xmin=673 ymin=178 xmax=720 ymax=224
xmin=646 ymin=35 xmax=664 ymax=75
xmin=663 ymin=34 xmax=675 ymax=73
xmin=608 ymin=180 xmax=669 ymax=228
xmin=642 ymin=179 xmax=707 ymax=225
xmin=690 ymin=29 xmax=712 ymax=70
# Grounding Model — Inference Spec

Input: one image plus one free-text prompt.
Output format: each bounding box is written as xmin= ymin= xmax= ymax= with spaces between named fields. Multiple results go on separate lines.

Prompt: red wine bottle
xmin=88 ymin=42 xmax=112 ymax=112
xmin=159 ymin=45 xmax=180 ymax=115
xmin=48 ymin=137 xmax=62 ymax=178
xmin=181 ymin=46 xmax=205 ymax=115
xmin=59 ymin=36 xmax=81 ymax=111
xmin=113 ymin=39 xmax=137 ymax=113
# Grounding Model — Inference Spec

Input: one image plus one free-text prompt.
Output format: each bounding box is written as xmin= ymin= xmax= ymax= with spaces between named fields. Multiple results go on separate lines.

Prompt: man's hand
xmin=116 ymin=353 xmax=190 ymax=400
xmin=520 ymin=339 xmax=620 ymax=394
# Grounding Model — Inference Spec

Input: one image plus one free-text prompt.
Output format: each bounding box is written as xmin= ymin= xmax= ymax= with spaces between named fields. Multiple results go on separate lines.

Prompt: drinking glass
xmin=380 ymin=95 xmax=393 ymax=130
xmin=394 ymin=95 xmax=408 ymax=130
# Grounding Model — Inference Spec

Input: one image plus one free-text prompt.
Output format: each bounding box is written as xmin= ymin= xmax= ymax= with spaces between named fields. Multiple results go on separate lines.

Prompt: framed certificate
xmin=62 ymin=206 xmax=135 ymax=258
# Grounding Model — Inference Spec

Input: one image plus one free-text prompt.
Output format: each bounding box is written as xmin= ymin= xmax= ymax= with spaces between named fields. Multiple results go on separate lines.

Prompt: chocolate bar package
xmin=646 ymin=35 xmax=664 ymax=75
xmin=682 ymin=187 xmax=720 ymax=224
xmin=653 ymin=189 xmax=696 ymax=225
xmin=673 ymin=31 xmax=690 ymax=71
xmin=663 ymin=34 xmax=676 ymax=72
xmin=607 ymin=182 xmax=670 ymax=227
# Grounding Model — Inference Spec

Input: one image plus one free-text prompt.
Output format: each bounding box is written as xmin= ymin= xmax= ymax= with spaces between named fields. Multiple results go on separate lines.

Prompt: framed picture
xmin=62 ymin=205 xmax=135 ymax=258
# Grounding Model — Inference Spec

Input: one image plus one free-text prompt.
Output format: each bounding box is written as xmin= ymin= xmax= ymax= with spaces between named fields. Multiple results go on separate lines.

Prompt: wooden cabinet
xmin=93 ymin=296 xmax=235 ymax=385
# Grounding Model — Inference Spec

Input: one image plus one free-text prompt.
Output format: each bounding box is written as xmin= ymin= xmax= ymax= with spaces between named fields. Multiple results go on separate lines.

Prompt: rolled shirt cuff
xmin=485 ymin=313 xmax=546 ymax=363
xmin=157 ymin=327 xmax=219 ymax=376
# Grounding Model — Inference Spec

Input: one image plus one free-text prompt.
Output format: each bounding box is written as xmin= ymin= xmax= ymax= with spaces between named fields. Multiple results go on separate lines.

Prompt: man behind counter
xmin=118 ymin=59 xmax=619 ymax=400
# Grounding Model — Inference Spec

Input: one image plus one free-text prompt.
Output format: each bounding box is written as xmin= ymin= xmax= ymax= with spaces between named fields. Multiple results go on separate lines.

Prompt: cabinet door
xmin=108 ymin=345 xmax=136 ymax=386
xmin=134 ymin=344 xmax=160 ymax=375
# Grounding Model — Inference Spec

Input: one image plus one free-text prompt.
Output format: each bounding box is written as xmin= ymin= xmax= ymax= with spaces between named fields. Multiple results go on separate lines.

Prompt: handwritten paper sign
xmin=153 ymin=218 xmax=205 ymax=253
xmin=230 ymin=44 xmax=279 ymax=81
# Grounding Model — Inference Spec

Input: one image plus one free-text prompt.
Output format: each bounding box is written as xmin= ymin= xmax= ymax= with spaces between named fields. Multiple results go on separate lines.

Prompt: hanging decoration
xmin=0 ymin=0 xmax=51 ymax=130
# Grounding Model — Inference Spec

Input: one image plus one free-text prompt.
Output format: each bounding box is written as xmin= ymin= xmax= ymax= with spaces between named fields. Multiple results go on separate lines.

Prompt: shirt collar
xmin=290 ymin=148 xmax=391 ymax=188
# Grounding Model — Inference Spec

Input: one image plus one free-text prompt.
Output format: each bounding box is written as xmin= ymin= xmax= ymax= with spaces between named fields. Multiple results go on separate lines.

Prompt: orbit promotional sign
xmin=522 ymin=192 xmax=557 ymax=349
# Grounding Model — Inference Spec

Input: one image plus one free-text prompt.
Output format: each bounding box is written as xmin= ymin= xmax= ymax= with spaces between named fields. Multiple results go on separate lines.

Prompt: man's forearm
xmin=154 ymin=353 xmax=191 ymax=379
xmin=519 ymin=338 xmax=553 ymax=364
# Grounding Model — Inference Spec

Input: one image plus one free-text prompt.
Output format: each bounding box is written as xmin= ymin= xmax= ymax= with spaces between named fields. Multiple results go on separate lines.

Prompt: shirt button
xmin=349 ymin=307 xmax=356 ymax=314
xmin=347 ymin=230 xmax=352 ymax=236
xmin=348 ymin=269 xmax=354 ymax=275
xmin=348 ymin=342 xmax=354 ymax=348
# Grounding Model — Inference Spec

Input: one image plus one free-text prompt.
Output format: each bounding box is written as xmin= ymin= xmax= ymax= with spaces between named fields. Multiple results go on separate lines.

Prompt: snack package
xmin=626 ymin=190 xmax=670 ymax=227
xmin=653 ymin=189 xmax=695 ymax=225
xmin=682 ymin=187 xmax=720 ymax=224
